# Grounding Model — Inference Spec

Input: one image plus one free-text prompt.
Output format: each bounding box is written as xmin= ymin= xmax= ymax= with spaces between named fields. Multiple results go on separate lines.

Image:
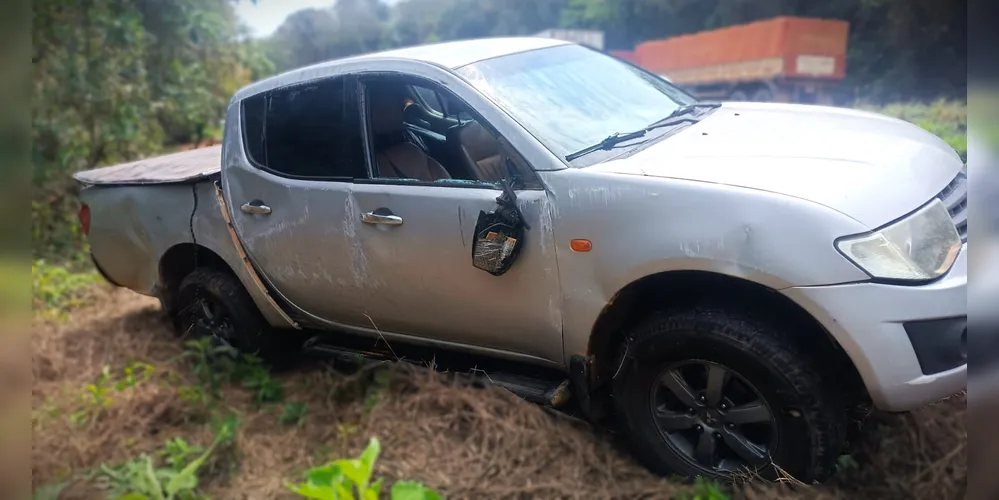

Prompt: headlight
xmin=835 ymin=199 xmax=961 ymax=282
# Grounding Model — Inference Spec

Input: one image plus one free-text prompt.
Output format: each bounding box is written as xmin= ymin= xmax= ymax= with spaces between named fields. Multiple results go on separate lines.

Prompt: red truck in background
xmin=610 ymin=17 xmax=850 ymax=104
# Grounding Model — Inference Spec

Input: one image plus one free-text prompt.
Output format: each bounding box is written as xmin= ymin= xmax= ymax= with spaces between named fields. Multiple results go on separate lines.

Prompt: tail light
xmin=79 ymin=203 xmax=91 ymax=236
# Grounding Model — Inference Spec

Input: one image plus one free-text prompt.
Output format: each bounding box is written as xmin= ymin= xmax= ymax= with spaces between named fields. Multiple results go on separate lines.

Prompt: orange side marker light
xmin=570 ymin=239 xmax=592 ymax=252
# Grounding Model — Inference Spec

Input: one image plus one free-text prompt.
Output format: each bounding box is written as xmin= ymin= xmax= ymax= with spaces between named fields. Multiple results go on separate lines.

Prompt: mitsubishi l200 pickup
xmin=74 ymin=37 xmax=968 ymax=483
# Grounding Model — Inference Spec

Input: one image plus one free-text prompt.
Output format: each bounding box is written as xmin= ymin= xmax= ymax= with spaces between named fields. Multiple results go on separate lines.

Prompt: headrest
xmin=458 ymin=121 xmax=501 ymax=161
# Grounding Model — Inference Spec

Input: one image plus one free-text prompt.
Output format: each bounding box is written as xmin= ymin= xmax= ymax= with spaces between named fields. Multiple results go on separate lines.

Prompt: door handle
xmin=361 ymin=211 xmax=403 ymax=226
xmin=240 ymin=200 xmax=271 ymax=215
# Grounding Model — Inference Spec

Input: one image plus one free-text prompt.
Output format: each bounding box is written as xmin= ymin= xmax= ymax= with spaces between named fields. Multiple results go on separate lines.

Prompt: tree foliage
xmin=267 ymin=0 xmax=571 ymax=73
xmin=32 ymin=0 xmax=272 ymax=258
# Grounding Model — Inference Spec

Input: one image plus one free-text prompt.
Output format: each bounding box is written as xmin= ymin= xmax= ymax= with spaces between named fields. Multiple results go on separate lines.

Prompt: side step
xmin=302 ymin=335 xmax=572 ymax=408
xmin=473 ymin=371 xmax=571 ymax=407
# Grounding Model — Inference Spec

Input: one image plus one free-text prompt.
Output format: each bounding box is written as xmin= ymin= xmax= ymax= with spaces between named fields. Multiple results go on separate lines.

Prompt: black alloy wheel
xmin=649 ymin=360 xmax=776 ymax=475
xmin=612 ymin=306 xmax=847 ymax=483
xmin=188 ymin=293 xmax=237 ymax=347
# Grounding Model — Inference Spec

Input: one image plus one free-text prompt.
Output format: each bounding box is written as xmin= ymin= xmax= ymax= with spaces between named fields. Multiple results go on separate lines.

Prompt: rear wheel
xmin=176 ymin=268 xmax=298 ymax=363
xmin=612 ymin=307 xmax=846 ymax=483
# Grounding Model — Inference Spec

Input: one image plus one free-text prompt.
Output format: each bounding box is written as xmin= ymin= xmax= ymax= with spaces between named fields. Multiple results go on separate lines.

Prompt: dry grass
xmin=31 ymin=286 xmax=966 ymax=499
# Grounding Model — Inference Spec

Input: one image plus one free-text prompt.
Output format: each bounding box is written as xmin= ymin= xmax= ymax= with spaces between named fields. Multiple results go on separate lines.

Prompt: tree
xmin=32 ymin=0 xmax=272 ymax=258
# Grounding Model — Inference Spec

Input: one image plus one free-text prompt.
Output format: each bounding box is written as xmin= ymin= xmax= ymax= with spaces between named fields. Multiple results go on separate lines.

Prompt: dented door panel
xmin=222 ymin=162 xmax=375 ymax=327
xmin=348 ymin=182 xmax=564 ymax=363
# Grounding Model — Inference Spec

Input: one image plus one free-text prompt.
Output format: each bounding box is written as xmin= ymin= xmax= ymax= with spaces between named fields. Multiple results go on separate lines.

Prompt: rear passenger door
xmin=223 ymin=76 xmax=379 ymax=328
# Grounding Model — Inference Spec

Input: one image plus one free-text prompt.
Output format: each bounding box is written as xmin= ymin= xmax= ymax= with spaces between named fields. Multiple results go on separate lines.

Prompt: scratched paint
xmin=342 ymin=193 xmax=371 ymax=287
xmin=678 ymin=224 xmax=761 ymax=277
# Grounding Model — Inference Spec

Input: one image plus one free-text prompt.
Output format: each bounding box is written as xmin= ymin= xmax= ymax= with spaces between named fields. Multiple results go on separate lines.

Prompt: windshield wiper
xmin=564 ymin=103 xmax=722 ymax=162
xmin=565 ymin=129 xmax=647 ymax=162
xmin=643 ymin=102 xmax=722 ymax=132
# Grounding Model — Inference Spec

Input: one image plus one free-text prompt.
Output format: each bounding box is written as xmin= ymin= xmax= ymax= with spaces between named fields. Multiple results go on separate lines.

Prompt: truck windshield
xmin=456 ymin=44 xmax=695 ymax=164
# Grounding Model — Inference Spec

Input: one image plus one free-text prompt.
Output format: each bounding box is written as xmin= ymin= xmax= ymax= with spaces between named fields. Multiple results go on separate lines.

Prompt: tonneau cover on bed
xmin=72 ymin=145 xmax=222 ymax=185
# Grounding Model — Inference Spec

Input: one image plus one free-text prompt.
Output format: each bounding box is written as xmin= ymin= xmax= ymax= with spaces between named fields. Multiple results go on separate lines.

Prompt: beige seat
xmin=369 ymin=89 xmax=451 ymax=182
xmin=449 ymin=121 xmax=508 ymax=183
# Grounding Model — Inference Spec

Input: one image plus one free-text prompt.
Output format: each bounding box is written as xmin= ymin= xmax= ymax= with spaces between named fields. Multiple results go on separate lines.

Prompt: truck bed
xmin=72 ymin=145 xmax=222 ymax=186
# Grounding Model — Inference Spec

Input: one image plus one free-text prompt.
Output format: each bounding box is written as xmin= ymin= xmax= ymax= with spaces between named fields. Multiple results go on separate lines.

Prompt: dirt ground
xmin=31 ymin=286 xmax=966 ymax=499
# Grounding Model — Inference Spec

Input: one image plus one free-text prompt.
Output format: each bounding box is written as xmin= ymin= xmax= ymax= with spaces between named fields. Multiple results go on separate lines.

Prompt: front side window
xmin=411 ymin=85 xmax=443 ymax=114
xmin=456 ymin=44 xmax=695 ymax=165
xmin=240 ymin=77 xmax=366 ymax=179
xmin=362 ymin=77 xmax=533 ymax=187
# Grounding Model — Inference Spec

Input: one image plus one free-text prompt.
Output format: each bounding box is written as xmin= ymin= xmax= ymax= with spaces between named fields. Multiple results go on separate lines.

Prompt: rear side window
xmin=240 ymin=77 xmax=366 ymax=179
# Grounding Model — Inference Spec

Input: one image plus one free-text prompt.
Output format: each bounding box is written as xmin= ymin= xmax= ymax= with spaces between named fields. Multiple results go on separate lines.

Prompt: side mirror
xmin=471 ymin=177 xmax=530 ymax=276
xmin=471 ymin=216 xmax=523 ymax=276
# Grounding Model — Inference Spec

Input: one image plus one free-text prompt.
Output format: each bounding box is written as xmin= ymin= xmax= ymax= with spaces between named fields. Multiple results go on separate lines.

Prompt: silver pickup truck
xmin=75 ymin=38 xmax=967 ymax=483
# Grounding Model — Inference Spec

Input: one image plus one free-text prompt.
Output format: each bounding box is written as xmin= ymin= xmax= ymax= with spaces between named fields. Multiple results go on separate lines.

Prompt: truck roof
xmin=74 ymin=37 xmax=571 ymax=186
xmin=232 ymin=37 xmax=570 ymax=102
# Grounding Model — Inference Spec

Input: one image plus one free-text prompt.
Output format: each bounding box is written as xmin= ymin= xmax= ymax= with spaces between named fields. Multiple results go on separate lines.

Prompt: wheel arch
xmin=158 ymin=243 xmax=238 ymax=315
xmin=585 ymin=270 xmax=867 ymax=404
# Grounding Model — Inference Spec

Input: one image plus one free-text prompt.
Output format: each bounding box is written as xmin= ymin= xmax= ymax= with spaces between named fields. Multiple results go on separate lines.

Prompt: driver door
xmin=347 ymin=77 xmax=564 ymax=364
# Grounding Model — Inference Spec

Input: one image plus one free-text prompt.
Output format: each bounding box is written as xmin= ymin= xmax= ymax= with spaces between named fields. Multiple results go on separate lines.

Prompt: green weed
xmin=69 ymin=363 xmax=154 ymax=426
xmin=32 ymin=259 xmax=101 ymax=318
xmin=176 ymin=385 xmax=210 ymax=407
xmin=179 ymin=338 xmax=284 ymax=405
xmin=289 ymin=437 xmax=441 ymax=500
xmin=179 ymin=338 xmax=241 ymax=394
xmin=676 ymin=476 xmax=730 ymax=500
xmin=279 ymin=402 xmax=308 ymax=427
xmin=363 ymin=368 xmax=392 ymax=413
xmin=160 ymin=438 xmax=205 ymax=470
xmin=236 ymin=355 xmax=284 ymax=405
xmin=203 ymin=414 xmax=242 ymax=479
xmin=32 ymin=482 xmax=67 ymax=500
xmin=94 ymin=418 xmax=237 ymax=500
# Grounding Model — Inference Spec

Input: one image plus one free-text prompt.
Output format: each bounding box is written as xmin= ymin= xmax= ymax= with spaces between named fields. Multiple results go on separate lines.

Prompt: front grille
xmin=937 ymin=171 xmax=968 ymax=242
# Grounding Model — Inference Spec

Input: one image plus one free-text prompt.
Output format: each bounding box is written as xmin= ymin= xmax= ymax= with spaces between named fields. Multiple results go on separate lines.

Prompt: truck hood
xmin=590 ymin=102 xmax=964 ymax=228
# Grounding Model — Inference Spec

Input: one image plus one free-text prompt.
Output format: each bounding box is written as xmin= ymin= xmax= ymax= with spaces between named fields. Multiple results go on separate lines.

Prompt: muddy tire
xmin=612 ymin=306 xmax=846 ymax=483
xmin=176 ymin=268 xmax=297 ymax=363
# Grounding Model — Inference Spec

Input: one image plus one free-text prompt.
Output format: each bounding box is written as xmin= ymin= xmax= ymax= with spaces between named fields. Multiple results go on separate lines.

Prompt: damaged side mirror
xmin=471 ymin=168 xmax=530 ymax=276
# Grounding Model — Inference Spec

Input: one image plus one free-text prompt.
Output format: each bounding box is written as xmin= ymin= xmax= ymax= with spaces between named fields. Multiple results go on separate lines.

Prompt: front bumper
xmin=783 ymin=243 xmax=967 ymax=412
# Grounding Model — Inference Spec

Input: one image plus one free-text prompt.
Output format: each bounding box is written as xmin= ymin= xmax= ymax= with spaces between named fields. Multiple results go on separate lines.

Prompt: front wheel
xmin=612 ymin=307 xmax=847 ymax=483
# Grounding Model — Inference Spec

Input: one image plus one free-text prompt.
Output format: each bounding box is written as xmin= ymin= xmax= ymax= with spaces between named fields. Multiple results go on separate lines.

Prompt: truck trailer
xmin=626 ymin=16 xmax=849 ymax=104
